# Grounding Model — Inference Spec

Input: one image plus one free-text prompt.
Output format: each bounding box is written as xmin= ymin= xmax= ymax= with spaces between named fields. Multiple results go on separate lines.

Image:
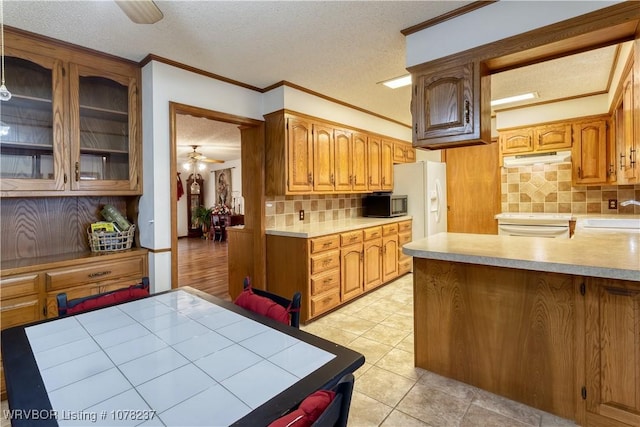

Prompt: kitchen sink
xmin=583 ymin=218 xmax=640 ymax=229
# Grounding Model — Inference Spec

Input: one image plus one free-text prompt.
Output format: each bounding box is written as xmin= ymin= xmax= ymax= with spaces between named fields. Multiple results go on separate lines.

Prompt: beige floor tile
xmin=379 ymin=312 xmax=414 ymax=331
xmin=351 ymin=306 xmax=393 ymax=323
xmin=462 ymin=404 xmax=532 ymax=427
xmin=397 ymin=382 xmax=472 ymax=426
xmin=375 ymin=348 xmax=425 ymax=381
xmin=540 ymin=412 xmax=578 ymax=426
xmin=380 ymin=409 xmax=432 ymax=427
xmin=419 ymin=371 xmax=478 ymax=401
xmin=361 ymin=323 xmax=411 ymax=347
xmin=471 ymin=388 xmax=542 ymax=426
xmin=302 ymin=323 xmax=359 ymax=346
xmin=395 ymin=332 xmax=415 ymax=353
xmin=366 ymin=298 xmax=406 ymax=314
xmin=348 ymin=391 xmax=394 ymax=427
xmin=346 ymin=336 xmax=393 ymax=365
xmin=354 ymin=362 xmax=374 ymax=379
xmin=331 ymin=315 xmax=378 ymax=336
xmin=355 ymin=365 xmax=417 ymax=407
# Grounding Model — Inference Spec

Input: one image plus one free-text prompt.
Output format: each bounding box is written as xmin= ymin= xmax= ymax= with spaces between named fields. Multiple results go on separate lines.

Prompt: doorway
xmin=169 ymin=102 xmax=263 ymax=297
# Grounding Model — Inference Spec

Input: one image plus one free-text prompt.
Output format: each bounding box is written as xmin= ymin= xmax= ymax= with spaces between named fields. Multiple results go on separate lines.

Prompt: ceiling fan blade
xmin=201 ymin=158 xmax=225 ymax=164
xmin=115 ymin=0 xmax=163 ymax=24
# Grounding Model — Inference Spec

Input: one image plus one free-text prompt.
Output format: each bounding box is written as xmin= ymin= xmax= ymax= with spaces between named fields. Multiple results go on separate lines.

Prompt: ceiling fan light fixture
xmin=115 ymin=0 xmax=164 ymax=24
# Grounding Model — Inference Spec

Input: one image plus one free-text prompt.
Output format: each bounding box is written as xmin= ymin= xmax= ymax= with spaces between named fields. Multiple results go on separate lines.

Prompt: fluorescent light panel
xmin=491 ymin=92 xmax=538 ymax=106
xmin=382 ymin=75 xmax=411 ymax=89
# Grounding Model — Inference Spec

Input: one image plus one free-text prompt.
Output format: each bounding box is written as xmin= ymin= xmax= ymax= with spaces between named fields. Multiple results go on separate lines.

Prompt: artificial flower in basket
xmin=212 ymin=204 xmax=232 ymax=215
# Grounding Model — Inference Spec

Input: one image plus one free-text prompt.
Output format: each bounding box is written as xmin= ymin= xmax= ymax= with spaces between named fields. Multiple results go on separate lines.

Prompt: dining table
xmin=1 ymin=286 xmax=365 ymax=426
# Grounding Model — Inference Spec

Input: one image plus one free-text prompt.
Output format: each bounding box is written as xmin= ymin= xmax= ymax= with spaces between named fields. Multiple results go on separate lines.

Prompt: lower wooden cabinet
xmin=266 ymin=219 xmax=412 ymax=323
xmin=584 ymin=277 xmax=640 ymax=427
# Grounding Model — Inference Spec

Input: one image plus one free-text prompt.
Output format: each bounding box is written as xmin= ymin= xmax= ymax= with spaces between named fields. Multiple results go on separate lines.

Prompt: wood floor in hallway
xmin=177 ymin=236 xmax=231 ymax=300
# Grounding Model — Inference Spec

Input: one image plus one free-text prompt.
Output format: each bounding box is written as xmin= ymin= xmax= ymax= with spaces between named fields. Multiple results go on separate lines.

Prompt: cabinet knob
xmin=464 ymin=100 xmax=470 ymax=124
xmin=75 ymin=162 xmax=80 ymax=181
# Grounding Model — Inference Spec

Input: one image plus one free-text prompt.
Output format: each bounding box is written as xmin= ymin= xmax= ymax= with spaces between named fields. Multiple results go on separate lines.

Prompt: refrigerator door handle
xmin=434 ymin=179 xmax=443 ymax=223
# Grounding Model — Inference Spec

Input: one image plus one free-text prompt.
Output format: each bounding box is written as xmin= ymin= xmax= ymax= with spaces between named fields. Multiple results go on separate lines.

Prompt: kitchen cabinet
xmin=411 ymin=61 xmax=491 ymax=148
xmin=397 ymin=220 xmax=413 ymax=275
xmin=499 ymin=128 xmax=533 ymax=155
xmin=363 ymin=227 xmax=383 ymax=291
xmin=265 ymin=218 xmax=411 ymax=323
xmin=499 ymin=122 xmax=571 ymax=157
xmin=393 ymin=141 xmax=416 ymax=163
xmin=584 ymin=277 xmax=640 ymax=427
xmin=617 ymin=67 xmax=637 ymax=184
xmin=572 ymin=119 xmax=608 ymax=185
xmin=381 ymin=224 xmax=398 ymax=282
xmin=265 ymin=110 xmax=412 ymax=195
xmin=1 ymin=31 xmax=141 ymax=196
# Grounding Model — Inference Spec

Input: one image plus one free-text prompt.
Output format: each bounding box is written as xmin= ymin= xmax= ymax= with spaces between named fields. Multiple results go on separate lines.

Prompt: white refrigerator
xmin=393 ymin=160 xmax=447 ymax=242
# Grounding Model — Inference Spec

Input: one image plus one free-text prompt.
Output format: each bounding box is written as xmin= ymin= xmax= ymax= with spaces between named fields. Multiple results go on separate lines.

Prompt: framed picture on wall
xmin=214 ymin=168 xmax=232 ymax=207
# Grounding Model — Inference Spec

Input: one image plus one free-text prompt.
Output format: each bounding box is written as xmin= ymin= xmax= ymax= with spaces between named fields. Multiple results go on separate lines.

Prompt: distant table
xmin=228 ymin=214 xmax=244 ymax=226
xmin=1 ymin=287 xmax=364 ymax=426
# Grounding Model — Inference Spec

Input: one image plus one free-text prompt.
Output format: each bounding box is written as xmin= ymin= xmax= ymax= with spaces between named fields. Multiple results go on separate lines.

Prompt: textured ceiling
xmin=3 ymin=1 xmax=622 ymax=164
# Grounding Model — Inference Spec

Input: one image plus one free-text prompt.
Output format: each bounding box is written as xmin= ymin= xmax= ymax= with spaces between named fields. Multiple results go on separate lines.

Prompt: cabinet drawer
xmin=46 ymin=257 xmax=144 ymax=291
xmin=398 ymin=232 xmax=412 ymax=246
xmin=398 ymin=258 xmax=412 ymax=275
xmin=310 ymin=270 xmax=340 ymax=296
xmin=382 ymin=223 xmax=398 ymax=236
xmin=340 ymin=230 xmax=363 ymax=246
xmin=0 ymin=274 xmax=39 ymax=300
xmin=310 ymin=291 xmax=341 ymax=318
xmin=310 ymin=250 xmax=340 ymax=275
xmin=398 ymin=220 xmax=412 ymax=234
xmin=310 ymin=235 xmax=340 ymax=254
xmin=363 ymin=227 xmax=382 ymax=241
xmin=1 ymin=295 xmax=41 ymax=330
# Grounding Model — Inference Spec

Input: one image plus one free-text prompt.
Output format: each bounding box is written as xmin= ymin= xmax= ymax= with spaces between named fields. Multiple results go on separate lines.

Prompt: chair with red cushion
xmin=57 ymin=277 xmax=150 ymax=316
xmin=234 ymin=276 xmax=301 ymax=328
xmin=268 ymin=373 xmax=355 ymax=427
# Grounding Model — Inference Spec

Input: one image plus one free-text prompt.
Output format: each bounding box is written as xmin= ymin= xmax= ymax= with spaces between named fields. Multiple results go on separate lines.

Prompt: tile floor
xmin=301 ymin=273 xmax=579 ymax=427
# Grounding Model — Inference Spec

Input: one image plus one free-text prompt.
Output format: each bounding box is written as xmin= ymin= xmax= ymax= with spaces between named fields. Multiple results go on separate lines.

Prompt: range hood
xmin=503 ymin=150 xmax=571 ymax=167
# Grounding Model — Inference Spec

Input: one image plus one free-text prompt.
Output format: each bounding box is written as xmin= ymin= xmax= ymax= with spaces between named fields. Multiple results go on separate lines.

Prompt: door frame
xmin=169 ymin=102 xmax=263 ymax=289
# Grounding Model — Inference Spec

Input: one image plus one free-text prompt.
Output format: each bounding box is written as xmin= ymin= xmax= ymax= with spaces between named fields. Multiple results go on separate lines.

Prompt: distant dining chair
xmin=234 ymin=276 xmax=301 ymax=328
xmin=57 ymin=277 xmax=150 ymax=316
xmin=268 ymin=373 xmax=355 ymax=427
xmin=211 ymin=214 xmax=227 ymax=241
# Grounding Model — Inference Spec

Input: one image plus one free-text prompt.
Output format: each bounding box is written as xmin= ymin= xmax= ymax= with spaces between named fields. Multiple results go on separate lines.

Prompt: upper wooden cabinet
xmin=393 ymin=140 xmax=416 ymax=163
xmin=0 ymin=30 xmax=141 ymax=197
xmin=617 ymin=67 xmax=637 ymax=184
xmin=499 ymin=122 xmax=572 ymax=156
xmin=265 ymin=111 xmax=410 ymax=195
xmin=411 ymin=61 xmax=491 ymax=148
xmin=572 ymin=119 xmax=608 ymax=185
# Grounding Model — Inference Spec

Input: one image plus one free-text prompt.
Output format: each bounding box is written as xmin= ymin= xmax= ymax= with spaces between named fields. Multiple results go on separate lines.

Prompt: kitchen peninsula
xmin=403 ymin=223 xmax=640 ymax=426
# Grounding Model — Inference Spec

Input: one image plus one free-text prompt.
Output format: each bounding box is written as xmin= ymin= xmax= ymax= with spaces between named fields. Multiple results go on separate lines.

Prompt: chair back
xmin=312 ymin=373 xmax=355 ymax=427
xmin=241 ymin=277 xmax=301 ymax=328
xmin=57 ymin=277 xmax=150 ymax=316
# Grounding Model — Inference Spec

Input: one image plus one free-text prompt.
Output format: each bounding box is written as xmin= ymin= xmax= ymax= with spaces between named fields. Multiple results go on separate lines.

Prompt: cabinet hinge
xmin=580 ymin=282 xmax=586 ymax=296
xmin=581 ymin=386 xmax=587 ymax=400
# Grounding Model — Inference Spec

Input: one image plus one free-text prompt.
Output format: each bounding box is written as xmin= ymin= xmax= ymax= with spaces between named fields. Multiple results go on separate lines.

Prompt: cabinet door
xmin=382 ymin=235 xmax=398 ymax=282
xmin=363 ymin=239 xmax=382 ymax=291
xmin=0 ymin=52 xmax=67 ymax=193
xmin=572 ymin=120 xmax=607 ymax=185
xmin=334 ymin=129 xmax=352 ymax=192
xmin=313 ymin=123 xmax=335 ymax=192
xmin=381 ymin=140 xmax=394 ymax=191
xmin=351 ymin=133 xmax=368 ymax=192
xmin=68 ymin=63 xmax=140 ymax=193
xmin=620 ymin=70 xmax=637 ymax=183
xmin=413 ymin=64 xmax=479 ymax=141
xmin=341 ymin=243 xmax=363 ymax=302
xmin=534 ymin=123 xmax=572 ymax=152
xmin=585 ymin=278 xmax=640 ymax=427
xmin=500 ymin=128 xmax=534 ymax=155
xmin=368 ymin=136 xmax=382 ymax=191
xmin=285 ymin=116 xmax=313 ymax=192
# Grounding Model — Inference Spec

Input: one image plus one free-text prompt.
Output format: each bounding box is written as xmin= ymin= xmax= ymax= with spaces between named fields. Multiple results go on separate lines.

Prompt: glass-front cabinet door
xmin=69 ymin=63 xmax=140 ymax=193
xmin=0 ymin=53 xmax=66 ymax=192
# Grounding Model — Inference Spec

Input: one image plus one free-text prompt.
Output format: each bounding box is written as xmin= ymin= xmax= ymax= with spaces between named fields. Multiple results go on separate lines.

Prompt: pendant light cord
xmin=1 ymin=0 xmax=5 ymax=87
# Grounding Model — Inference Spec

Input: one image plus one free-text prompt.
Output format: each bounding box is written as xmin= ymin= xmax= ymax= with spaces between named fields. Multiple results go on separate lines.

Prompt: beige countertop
xmin=265 ymin=215 xmax=412 ymax=238
xmin=403 ymin=216 xmax=640 ymax=282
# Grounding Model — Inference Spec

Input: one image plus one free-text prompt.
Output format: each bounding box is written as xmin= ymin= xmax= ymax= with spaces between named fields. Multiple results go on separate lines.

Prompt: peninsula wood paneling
xmin=414 ymin=258 xmax=577 ymax=419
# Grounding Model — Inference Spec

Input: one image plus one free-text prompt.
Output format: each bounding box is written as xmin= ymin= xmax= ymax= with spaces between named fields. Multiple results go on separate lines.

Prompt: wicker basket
xmin=87 ymin=225 xmax=135 ymax=253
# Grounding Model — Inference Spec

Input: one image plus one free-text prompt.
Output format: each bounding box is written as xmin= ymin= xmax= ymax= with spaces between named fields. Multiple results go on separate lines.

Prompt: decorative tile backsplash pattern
xmin=501 ymin=163 xmax=640 ymax=214
xmin=265 ymin=194 xmax=363 ymax=228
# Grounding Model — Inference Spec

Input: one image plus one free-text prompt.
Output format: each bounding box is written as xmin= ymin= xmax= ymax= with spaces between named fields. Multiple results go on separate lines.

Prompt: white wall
xmin=140 ymin=61 xmax=263 ymax=292
xmin=406 ymin=1 xmax=622 ymax=68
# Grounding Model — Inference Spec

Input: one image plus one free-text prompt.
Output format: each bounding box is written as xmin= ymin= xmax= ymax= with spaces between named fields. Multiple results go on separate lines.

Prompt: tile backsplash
xmin=501 ymin=163 xmax=640 ymax=214
xmin=265 ymin=194 xmax=363 ymax=228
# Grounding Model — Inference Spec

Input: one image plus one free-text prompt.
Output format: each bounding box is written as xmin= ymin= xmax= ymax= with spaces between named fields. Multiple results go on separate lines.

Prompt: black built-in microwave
xmin=363 ymin=193 xmax=408 ymax=217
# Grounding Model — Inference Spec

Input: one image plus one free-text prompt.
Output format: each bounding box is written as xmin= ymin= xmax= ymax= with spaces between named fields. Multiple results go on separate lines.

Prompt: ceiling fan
xmin=115 ymin=0 xmax=163 ymax=24
xmin=185 ymin=145 xmax=224 ymax=164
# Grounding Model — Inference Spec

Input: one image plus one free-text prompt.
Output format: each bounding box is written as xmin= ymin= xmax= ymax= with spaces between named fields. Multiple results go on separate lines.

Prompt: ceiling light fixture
xmin=381 ymin=74 xmax=412 ymax=89
xmin=115 ymin=0 xmax=163 ymax=25
xmin=491 ymin=92 xmax=538 ymax=107
xmin=0 ymin=0 xmax=12 ymax=101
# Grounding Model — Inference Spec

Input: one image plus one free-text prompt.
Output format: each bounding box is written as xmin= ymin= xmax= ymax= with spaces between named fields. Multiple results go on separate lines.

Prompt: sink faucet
xmin=621 ymin=200 xmax=640 ymax=207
